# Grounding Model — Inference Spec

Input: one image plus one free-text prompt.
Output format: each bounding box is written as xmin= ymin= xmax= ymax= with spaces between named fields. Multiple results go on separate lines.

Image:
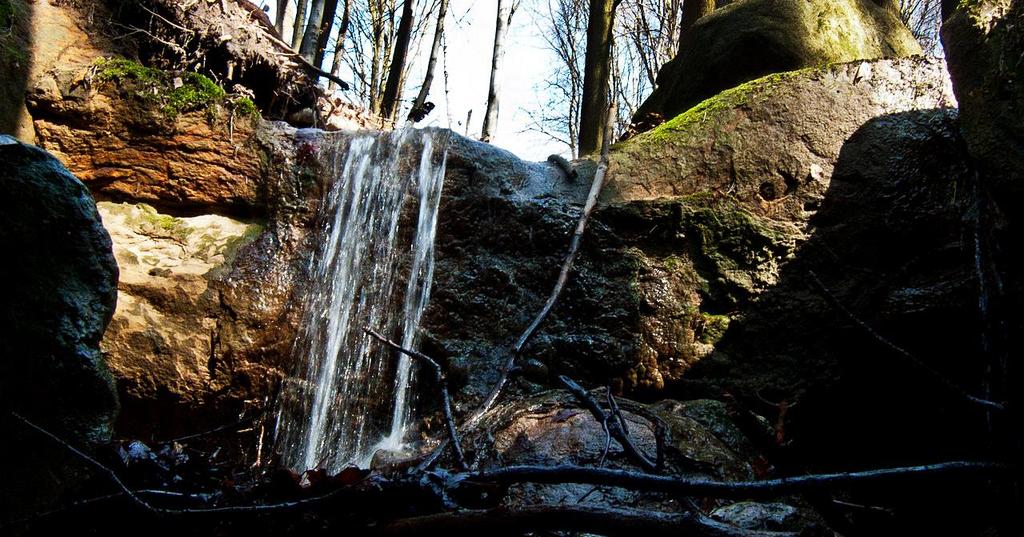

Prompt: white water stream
xmin=273 ymin=129 xmax=447 ymax=472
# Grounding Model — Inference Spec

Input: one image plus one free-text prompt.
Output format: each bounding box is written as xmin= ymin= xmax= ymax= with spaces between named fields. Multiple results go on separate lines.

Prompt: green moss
xmin=95 ymin=57 xmax=164 ymax=85
xmin=697 ymin=313 xmax=731 ymax=345
xmin=127 ymin=203 xmax=194 ymax=242
xmin=619 ymin=70 xmax=808 ymax=148
xmin=163 ymin=72 xmax=226 ymax=120
xmin=0 ymin=0 xmax=27 ymax=67
xmin=232 ymin=97 xmax=259 ymax=119
xmin=93 ymin=57 xmax=248 ymax=123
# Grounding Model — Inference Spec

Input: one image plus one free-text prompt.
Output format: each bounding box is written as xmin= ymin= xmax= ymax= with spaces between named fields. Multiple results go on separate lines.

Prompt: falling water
xmin=273 ymin=128 xmax=448 ymax=472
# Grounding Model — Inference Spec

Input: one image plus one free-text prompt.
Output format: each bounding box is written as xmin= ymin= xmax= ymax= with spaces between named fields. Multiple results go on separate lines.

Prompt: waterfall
xmin=273 ymin=128 xmax=448 ymax=472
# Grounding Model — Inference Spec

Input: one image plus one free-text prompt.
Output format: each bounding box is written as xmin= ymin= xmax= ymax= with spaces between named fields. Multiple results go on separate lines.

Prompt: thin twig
xmin=378 ymin=504 xmax=796 ymax=537
xmin=450 ymin=461 xmax=1011 ymax=499
xmin=11 ymin=412 xmax=162 ymax=514
xmin=9 ymin=412 xmax=357 ymax=516
xmin=366 ymin=328 xmax=468 ymax=470
xmin=808 ymin=270 xmax=1006 ymax=412
xmin=559 ymin=376 xmax=658 ymax=473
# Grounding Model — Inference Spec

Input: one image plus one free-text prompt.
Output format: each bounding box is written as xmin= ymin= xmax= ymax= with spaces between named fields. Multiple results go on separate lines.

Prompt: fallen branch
xmin=463 ymin=102 xmax=619 ymax=431
xmin=808 ymin=270 xmax=1006 ymax=412
xmin=450 ymin=461 xmax=1010 ymax=499
xmin=378 ymin=504 xmax=796 ymax=537
xmin=366 ymin=328 xmax=467 ymax=470
xmin=559 ymin=375 xmax=659 ymax=473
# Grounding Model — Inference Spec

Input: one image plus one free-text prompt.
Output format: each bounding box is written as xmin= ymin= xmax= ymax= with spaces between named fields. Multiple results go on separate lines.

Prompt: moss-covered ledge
xmin=93 ymin=57 xmax=258 ymax=127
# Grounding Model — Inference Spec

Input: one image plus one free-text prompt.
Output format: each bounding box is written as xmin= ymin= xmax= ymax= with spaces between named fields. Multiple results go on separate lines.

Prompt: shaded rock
xmin=629 ymin=0 xmax=922 ymax=135
xmin=460 ymin=391 xmax=756 ymax=511
xmin=712 ymin=501 xmax=829 ymax=535
xmin=0 ymin=136 xmax=119 ymax=520
xmin=446 ymin=57 xmax=952 ymax=396
xmin=942 ymin=0 xmax=1024 ymax=191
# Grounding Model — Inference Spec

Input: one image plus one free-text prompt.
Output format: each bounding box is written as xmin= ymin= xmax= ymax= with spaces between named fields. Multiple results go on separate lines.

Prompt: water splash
xmin=274 ymin=128 xmax=448 ymax=472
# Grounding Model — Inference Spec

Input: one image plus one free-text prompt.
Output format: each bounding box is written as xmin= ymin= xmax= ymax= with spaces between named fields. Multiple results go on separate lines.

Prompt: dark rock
xmin=629 ymin=0 xmax=922 ymax=135
xmin=0 ymin=136 xmax=119 ymax=520
xmin=942 ymin=0 xmax=1024 ymax=192
xmin=712 ymin=501 xmax=829 ymax=535
xmin=460 ymin=391 xmax=757 ymax=510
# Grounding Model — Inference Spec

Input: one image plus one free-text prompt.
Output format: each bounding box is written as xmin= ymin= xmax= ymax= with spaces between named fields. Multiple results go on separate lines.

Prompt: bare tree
xmin=328 ymin=0 xmax=353 ymax=91
xmin=577 ymin=0 xmax=620 ymax=155
xmin=312 ymin=0 xmax=341 ymax=67
xmin=298 ymin=0 xmax=328 ymax=61
xmin=677 ymin=0 xmax=714 ymax=53
xmin=379 ymin=0 xmax=416 ymax=120
xmin=480 ymin=1 xmax=521 ymax=142
xmin=408 ymin=0 xmax=449 ymax=122
xmin=899 ymin=0 xmax=942 ymax=55
xmin=292 ymin=0 xmax=310 ymax=50
xmin=529 ymin=0 xmax=588 ymax=157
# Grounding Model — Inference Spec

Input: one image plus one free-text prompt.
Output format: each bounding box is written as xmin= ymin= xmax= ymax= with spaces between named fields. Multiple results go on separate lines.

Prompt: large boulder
xmin=0 ymin=135 xmax=120 ymax=519
xmin=629 ymin=0 xmax=922 ymax=135
xmin=425 ymin=57 xmax=953 ymax=405
xmin=942 ymin=0 xmax=1024 ymax=192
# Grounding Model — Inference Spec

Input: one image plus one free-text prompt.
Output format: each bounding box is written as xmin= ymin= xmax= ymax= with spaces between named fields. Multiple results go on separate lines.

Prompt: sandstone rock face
xmin=630 ymin=0 xmax=922 ymax=135
xmin=96 ymin=202 xmax=277 ymax=435
xmin=28 ymin=65 xmax=265 ymax=214
xmin=0 ymin=135 xmax=119 ymax=518
xmin=942 ymin=0 xmax=1024 ymax=191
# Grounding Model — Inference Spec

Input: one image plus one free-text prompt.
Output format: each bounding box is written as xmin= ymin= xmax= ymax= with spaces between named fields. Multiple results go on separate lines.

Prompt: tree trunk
xmin=677 ymin=0 xmax=714 ymax=54
xmin=274 ymin=0 xmax=288 ymax=36
xmin=292 ymin=0 xmax=310 ymax=50
xmin=329 ymin=0 xmax=352 ymax=92
xmin=409 ymin=0 xmax=449 ymax=123
xmin=481 ymin=0 xmax=512 ymax=142
xmin=380 ymin=0 xmax=415 ymax=121
xmin=578 ymin=0 xmax=616 ymax=156
xmin=299 ymin=0 xmax=327 ymax=62
xmin=313 ymin=0 xmax=341 ymax=69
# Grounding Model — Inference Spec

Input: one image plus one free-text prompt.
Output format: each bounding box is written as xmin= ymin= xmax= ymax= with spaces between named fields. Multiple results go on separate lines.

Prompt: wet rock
xmin=712 ymin=501 xmax=829 ymax=535
xmin=0 ymin=136 xmax=119 ymax=520
xmin=27 ymin=62 xmax=267 ymax=214
xmin=461 ymin=391 xmax=757 ymax=511
xmin=942 ymin=0 xmax=1024 ymax=192
xmin=630 ymin=0 xmax=922 ymax=135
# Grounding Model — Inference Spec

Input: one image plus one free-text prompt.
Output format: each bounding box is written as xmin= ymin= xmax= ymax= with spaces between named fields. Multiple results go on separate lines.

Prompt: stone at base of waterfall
xmin=712 ymin=501 xmax=831 ymax=535
xmin=453 ymin=390 xmax=833 ymax=526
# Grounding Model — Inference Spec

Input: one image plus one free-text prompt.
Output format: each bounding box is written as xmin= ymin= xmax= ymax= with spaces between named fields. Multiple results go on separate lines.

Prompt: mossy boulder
xmin=941 ymin=0 xmax=1024 ymax=192
xmin=629 ymin=0 xmax=922 ymax=135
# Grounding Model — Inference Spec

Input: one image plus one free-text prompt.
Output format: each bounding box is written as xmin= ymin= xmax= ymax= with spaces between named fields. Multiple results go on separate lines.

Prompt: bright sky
xmin=409 ymin=0 xmax=560 ymax=161
xmin=269 ymin=1 xmax=565 ymax=161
